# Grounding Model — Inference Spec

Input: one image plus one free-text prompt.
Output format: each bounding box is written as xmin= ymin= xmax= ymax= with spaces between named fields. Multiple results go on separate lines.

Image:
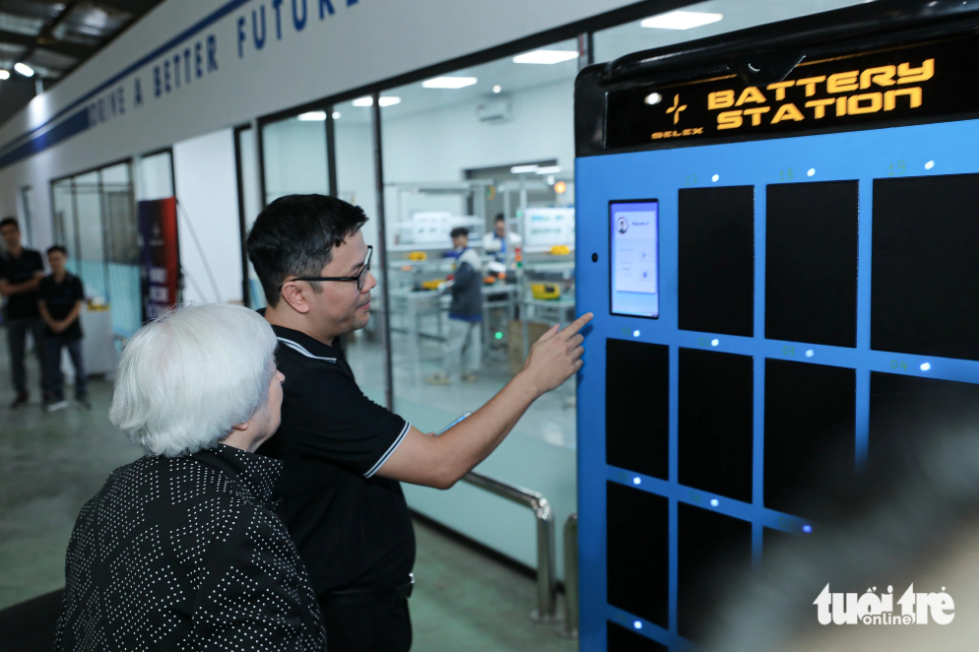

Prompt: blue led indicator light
xmin=807 ymin=168 xmax=816 ymax=177
xmin=711 ymin=338 xmax=720 ymax=347
xmin=805 ymin=349 xmax=814 ymax=358
xmin=710 ymin=498 xmax=719 ymax=507
xmin=925 ymin=160 xmax=935 ymax=170
xmin=633 ymin=621 xmax=643 ymax=630
xmin=803 ymin=525 xmax=813 ymax=534
xmin=633 ymin=330 xmax=641 ymax=338
xmin=920 ymin=362 xmax=931 ymax=371
xmin=712 ymin=174 xmax=719 ymax=182
xmin=633 ymin=477 xmax=641 ymax=485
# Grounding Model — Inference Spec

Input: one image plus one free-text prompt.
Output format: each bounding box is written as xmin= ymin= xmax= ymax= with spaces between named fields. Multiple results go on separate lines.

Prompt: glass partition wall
xmin=257 ymin=99 xmax=389 ymax=404
xmin=380 ymin=40 xmax=580 ymax=450
xmin=262 ymin=112 xmax=331 ymax=204
xmin=50 ymin=161 xmax=140 ymax=338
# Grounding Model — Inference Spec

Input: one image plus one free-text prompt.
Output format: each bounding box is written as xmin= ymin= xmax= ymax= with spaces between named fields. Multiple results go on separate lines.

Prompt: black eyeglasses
xmin=290 ymin=246 xmax=373 ymax=291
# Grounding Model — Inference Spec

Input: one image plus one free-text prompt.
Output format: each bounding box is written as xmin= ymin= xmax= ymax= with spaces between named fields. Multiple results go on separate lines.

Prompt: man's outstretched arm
xmin=376 ymin=312 xmax=593 ymax=489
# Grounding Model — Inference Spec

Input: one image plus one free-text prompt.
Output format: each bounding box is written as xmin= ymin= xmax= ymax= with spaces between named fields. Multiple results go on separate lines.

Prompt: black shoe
xmin=11 ymin=394 xmax=28 ymax=409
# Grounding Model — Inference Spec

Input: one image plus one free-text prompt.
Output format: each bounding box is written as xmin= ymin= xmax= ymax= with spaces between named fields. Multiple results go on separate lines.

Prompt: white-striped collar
xmin=276 ymin=337 xmax=337 ymax=364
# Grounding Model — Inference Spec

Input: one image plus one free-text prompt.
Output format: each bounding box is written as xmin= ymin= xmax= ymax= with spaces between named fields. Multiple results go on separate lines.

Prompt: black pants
xmin=319 ymin=598 xmax=411 ymax=652
xmin=6 ymin=317 xmax=46 ymax=396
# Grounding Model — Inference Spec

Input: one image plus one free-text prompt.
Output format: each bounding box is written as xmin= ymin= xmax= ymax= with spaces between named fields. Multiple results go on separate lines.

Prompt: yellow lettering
xmin=796 ymin=76 xmax=826 ymax=97
xmin=884 ymin=87 xmax=923 ymax=110
xmin=827 ymin=71 xmax=859 ymax=93
xmin=717 ymin=110 xmax=743 ymax=130
xmin=709 ymin=90 xmax=735 ymax=110
xmin=860 ymin=65 xmax=896 ymax=89
xmin=767 ymin=81 xmax=795 ymax=101
xmin=805 ymin=98 xmax=836 ymax=119
xmin=652 ymin=132 xmax=663 ymax=140
xmin=736 ymin=86 xmax=767 ymax=106
xmin=771 ymin=103 xmax=805 ymax=124
xmin=836 ymin=96 xmax=848 ymax=117
xmin=848 ymin=92 xmax=883 ymax=115
xmin=743 ymin=106 xmax=771 ymax=126
xmin=898 ymin=59 xmax=934 ymax=84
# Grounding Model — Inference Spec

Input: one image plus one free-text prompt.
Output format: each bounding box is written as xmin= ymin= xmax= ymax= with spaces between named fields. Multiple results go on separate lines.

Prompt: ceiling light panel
xmin=422 ymin=76 xmax=478 ymax=89
xmin=352 ymin=96 xmax=402 ymax=107
xmin=298 ymin=111 xmax=327 ymax=121
xmin=513 ymin=50 xmax=579 ymax=65
xmin=0 ymin=11 xmax=44 ymax=36
xmin=641 ymin=10 xmax=723 ymax=30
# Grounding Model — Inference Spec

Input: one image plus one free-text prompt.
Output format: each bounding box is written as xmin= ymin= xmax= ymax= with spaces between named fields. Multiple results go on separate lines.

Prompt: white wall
xmin=172 ymin=128 xmax=243 ymax=304
xmin=384 ymin=81 xmax=575 ymax=183
xmin=0 ymin=0 xmax=639 ymax=253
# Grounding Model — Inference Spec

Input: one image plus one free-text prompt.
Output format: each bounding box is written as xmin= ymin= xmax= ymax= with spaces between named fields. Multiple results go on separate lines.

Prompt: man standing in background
xmin=0 ymin=217 xmax=46 ymax=409
xmin=481 ymin=213 xmax=522 ymax=264
xmin=38 ymin=245 xmax=88 ymax=411
xmin=428 ymin=226 xmax=483 ymax=385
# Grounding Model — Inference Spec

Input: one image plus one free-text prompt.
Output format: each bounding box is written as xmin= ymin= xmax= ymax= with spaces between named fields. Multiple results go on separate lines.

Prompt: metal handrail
xmin=559 ymin=512 xmax=579 ymax=640
xmin=462 ymin=471 xmax=559 ymax=623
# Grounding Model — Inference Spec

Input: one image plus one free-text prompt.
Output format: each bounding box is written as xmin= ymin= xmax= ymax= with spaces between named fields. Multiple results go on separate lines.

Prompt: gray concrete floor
xmin=0 ymin=331 xmax=576 ymax=651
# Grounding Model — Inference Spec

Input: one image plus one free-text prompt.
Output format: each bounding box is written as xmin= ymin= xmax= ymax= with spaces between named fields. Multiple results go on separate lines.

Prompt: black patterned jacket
xmin=55 ymin=444 xmax=327 ymax=651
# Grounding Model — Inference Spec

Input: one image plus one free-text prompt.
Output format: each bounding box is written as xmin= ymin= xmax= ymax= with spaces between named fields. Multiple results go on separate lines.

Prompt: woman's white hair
xmin=110 ymin=303 xmax=277 ymax=457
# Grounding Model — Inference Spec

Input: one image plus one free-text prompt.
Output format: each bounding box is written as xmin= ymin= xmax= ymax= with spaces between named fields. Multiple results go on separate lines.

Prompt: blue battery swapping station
xmin=574 ymin=2 xmax=979 ymax=650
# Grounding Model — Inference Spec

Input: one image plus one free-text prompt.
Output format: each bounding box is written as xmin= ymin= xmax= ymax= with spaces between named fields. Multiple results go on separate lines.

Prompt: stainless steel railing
xmin=559 ymin=512 xmax=579 ymax=639
xmin=461 ymin=471 xmax=559 ymax=623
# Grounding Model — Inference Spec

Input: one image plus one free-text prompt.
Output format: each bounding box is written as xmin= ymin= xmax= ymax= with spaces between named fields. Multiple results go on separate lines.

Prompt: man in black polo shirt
xmin=247 ymin=195 xmax=591 ymax=651
xmin=0 ymin=217 xmax=47 ymax=409
xmin=37 ymin=245 xmax=88 ymax=411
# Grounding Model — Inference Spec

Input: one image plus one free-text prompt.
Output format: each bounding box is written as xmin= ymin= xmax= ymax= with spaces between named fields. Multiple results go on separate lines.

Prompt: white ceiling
xmin=311 ymin=0 xmax=875 ymax=127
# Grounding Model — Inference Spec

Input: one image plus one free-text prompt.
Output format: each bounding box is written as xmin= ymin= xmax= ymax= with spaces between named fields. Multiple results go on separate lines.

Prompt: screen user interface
xmin=611 ymin=200 xmax=660 ymax=318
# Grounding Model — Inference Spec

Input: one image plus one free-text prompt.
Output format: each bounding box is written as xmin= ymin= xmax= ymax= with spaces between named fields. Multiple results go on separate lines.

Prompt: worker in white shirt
xmin=481 ymin=214 xmax=522 ymax=262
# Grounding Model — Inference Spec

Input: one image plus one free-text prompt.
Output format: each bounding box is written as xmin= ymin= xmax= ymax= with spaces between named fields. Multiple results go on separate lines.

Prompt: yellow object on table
xmin=408 ymin=251 xmax=428 ymax=261
xmin=531 ymin=283 xmax=561 ymax=300
xmin=550 ymin=245 xmax=571 ymax=256
xmin=421 ymin=279 xmax=444 ymax=291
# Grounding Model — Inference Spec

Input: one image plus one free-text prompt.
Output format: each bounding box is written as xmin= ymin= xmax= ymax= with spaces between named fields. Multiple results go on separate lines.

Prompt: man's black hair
xmin=47 ymin=245 xmax=67 ymax=257
xmin=494 ymin=213 xmax=505 ymax=223
xmin=246 ymin=194 xmax=368 ymax=308
xmin=450 ymin=227 xmax=469 ymax=239
xmin=0 ymin=217 xmax=19 ymax=231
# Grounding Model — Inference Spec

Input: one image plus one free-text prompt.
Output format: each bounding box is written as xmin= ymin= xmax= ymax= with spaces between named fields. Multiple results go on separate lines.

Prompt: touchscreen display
xmin=610 ymin=200 xmax=660 ymax=318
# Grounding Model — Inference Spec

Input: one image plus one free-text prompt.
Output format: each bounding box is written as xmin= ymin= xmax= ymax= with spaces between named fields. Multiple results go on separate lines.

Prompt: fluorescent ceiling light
xmin=298 ymin=111 xmax=326 ymax=121
xmin=332 ymin=111 xmax=341 ymax=119
xmin=14 ymin=62 xmax=34 ymax=77
xmin=0 ymin=70 xmax=9 ymax=80
xmin=511 ymin=164 xmax=540 ymax=174
xmin=513 ymin=50 xmax=578 ymax=65
xmin=422 ymin=76 xmax=477 ymax=89
xmin=641 ymin=10 xmax=723 ymax=30
xmin=352 ymin=96 xmax=402 ymax=107
xmin=492 ymin=85 xmax=502 ymax=94
xmin=536 ymin=166 xmax=562 ymax=175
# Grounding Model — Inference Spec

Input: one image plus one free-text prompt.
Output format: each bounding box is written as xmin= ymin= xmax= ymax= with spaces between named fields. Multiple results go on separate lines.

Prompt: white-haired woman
xmin=55 ymin=303 xmax=326 ymax=651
